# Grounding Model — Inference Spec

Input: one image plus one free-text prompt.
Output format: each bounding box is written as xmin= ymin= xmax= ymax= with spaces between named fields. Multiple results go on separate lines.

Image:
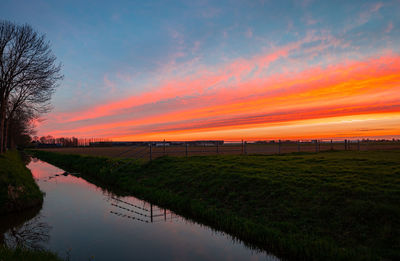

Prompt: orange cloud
xmin=42 ymin=54 xmax=400 ymax=140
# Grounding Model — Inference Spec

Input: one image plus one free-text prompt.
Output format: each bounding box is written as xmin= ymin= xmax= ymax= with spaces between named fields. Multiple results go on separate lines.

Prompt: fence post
xmin=278 ymin=140 xmax=281 ymax=154
xmin=315 ymin=140 xmax=318 ymax=153
xmin=330 ymin=139 xmax=333 ymax=150
xmin=244 ymin=141 xmax=247 ymax=155
xmin=149 ymin=144 xmax=152 ymax=161
xmin=163 ymin=139 xmax=166 ymax=155
xmin=150 ymin=203 xmax=153 ymax=223
xmin=241 ymin=140 xmax=244 ymax=154
xmin=185 ymin=142 xmax=188 ymax=157
xmin=344 ymin=139 xmax=347 ymax=150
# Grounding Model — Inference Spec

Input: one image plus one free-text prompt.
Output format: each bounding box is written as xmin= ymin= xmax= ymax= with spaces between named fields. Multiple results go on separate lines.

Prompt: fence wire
xmin=39 ymin=139 xmax=400 ymax=161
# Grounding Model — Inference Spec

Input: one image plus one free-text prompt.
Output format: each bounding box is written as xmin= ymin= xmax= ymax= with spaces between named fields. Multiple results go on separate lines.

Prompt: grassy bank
xmin=0 ymin=151 xmax=43 ymax=214
xmin=0 ymin=247 xmax=62 ymax=261
xmin=30 ymin=149 xmax=400 ymax=260
xmin=0 ymin=151 xmax=61 ymax=260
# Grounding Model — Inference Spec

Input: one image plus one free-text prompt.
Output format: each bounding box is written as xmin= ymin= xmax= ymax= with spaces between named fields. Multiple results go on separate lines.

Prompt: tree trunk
xmin=0 ymin=90 xmax=10 ymax=154
xmin=9 ymin=121 xmax=15 ymax=150
xmin=0 ymin=97 xmax=6 ymax=154
xmin=3 ymin=118 xmax=9 ymax=152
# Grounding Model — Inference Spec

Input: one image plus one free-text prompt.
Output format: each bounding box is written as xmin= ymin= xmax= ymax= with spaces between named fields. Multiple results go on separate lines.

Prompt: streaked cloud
xmin=40 ymin=54 xmax=400 ymax=140
xmin=2 ymin=0 xmax=399 ymax=140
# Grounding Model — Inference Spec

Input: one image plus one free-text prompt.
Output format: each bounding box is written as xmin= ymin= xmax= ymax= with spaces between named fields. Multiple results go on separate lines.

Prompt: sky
xmin=1 ymin=0 xmax=400 ymax=141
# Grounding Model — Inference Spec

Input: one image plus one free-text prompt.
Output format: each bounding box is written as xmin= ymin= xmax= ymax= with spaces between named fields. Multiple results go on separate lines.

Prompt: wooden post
xmin=244 ymin=141 xmax=247 ymax=155
xmin=185 ymin=142 xmax=188 ymax=157
xmin=149 ymin=144 xmax=152 ymax=161
xmin=163 ymin=139 xmax=166 ymax=155
xmin=297 ymin=140 xmax=300 ymax=152
xmin=330 ymin=139 xmax=333 ymax=150
xmin=150 ymin=203 xmax=153 ymax=223
xmin=278 ymin=140 xmax=281 ymax=154
xmin=344 ymin=139 xmax=347 ymax=150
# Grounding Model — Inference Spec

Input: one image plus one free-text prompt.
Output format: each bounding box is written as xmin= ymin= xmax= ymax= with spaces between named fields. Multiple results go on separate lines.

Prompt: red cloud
xmin=42 ymin=53 xmax=400 ymax=140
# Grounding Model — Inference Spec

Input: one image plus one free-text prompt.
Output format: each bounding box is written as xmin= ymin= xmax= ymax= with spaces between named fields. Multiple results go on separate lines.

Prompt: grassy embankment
xmin=0 ymin=151 xmax=43 ymax=214
xmin=0 ymin=151 xmax=62 ymax=261
xmin=0 ymin=247 xmax=61 ymax=261
xmin=31 ymin=149 xmax=400 ymax=261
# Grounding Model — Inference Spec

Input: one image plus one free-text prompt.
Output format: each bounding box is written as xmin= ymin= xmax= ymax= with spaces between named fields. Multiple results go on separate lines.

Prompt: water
xmin=1 ymin=158 xmax=279 ymax=260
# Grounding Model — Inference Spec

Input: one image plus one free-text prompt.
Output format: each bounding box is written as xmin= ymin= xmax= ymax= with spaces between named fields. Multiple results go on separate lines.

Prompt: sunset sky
xmin=1 ymin=0 xmax=400 ymax=141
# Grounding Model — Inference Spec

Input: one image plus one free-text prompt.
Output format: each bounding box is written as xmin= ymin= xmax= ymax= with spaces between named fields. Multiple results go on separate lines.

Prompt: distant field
xmin=37 ymin=140 xmax=400 ymax=160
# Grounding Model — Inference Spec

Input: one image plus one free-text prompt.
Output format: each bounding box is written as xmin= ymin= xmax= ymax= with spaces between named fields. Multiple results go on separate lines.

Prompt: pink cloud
xmin=385 ymin=22 xmax=394 ymax=33
xmin=370 ymin=2 xmax=383 ymax=12
xmin=40 ymin=54 xmax=400 ymax=139
xmin=245 ymin=28 xmax=253 ymax=38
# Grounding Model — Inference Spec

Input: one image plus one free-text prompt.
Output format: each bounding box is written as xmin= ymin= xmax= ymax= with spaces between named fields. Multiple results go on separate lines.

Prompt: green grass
xmin=0 ymin=151 xmax=43 ymax=214
xmin=0 ymin=246 xmax=62 ymax=261
xmin=30 ymin=149 xmax=400 ymax=260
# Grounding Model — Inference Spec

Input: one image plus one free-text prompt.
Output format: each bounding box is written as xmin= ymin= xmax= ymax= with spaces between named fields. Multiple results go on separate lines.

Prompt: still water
xmin=2 ymin=158 xmax=279 ymax=260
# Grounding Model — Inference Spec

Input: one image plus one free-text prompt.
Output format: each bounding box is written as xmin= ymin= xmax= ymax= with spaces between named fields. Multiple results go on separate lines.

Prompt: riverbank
xmin=30 ymin=149 xmax=400 ymax=260
xmin=0 ymin=151 xmax=62 ymax=260
xmin=0 ymin=247 xmax=62 ymax=261
xmin=0 ymin=151 xmax=43 ymax=214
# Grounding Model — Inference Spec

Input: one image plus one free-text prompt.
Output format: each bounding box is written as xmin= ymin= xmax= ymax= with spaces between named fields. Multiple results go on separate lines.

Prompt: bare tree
xmin=0 ymin=20 xmax=62 ymax=153
xmin=6 ymin=105 xmax=36 ymax=148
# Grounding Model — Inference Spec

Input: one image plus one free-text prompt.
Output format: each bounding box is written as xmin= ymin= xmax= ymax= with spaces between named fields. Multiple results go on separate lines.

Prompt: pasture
xmin=37 ymin=140 xmax=400 ymax=161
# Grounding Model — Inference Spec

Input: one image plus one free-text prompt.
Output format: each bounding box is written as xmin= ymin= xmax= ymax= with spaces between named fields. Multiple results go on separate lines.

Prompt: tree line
xmin=32 ymin=136 xmax=110 ymax=147
xmin=0 ymin=20 xmax=62 ymax=153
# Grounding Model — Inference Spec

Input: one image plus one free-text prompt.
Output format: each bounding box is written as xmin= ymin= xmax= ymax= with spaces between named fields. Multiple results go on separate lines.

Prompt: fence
xmin=40 ymin=139 xmax=400 ymax=161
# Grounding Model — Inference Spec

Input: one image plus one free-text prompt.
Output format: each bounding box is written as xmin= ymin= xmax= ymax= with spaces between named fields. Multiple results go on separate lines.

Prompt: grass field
xmin=30 ymin=149 xmax=400 ymax=260
xmin=36 ymin=140 xmax=400 ymax=160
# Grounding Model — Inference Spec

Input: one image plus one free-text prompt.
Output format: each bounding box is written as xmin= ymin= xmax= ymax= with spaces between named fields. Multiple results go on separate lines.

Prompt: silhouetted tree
xmin=6 ymin=106 xmax=36 ymax=148
xmin=0 ymin=20 xmax=62 ymax=153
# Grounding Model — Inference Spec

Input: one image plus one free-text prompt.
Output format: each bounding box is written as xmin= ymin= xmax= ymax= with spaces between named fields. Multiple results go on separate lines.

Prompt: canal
xmin=1 ymin=158 xmax=279 ymax=260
